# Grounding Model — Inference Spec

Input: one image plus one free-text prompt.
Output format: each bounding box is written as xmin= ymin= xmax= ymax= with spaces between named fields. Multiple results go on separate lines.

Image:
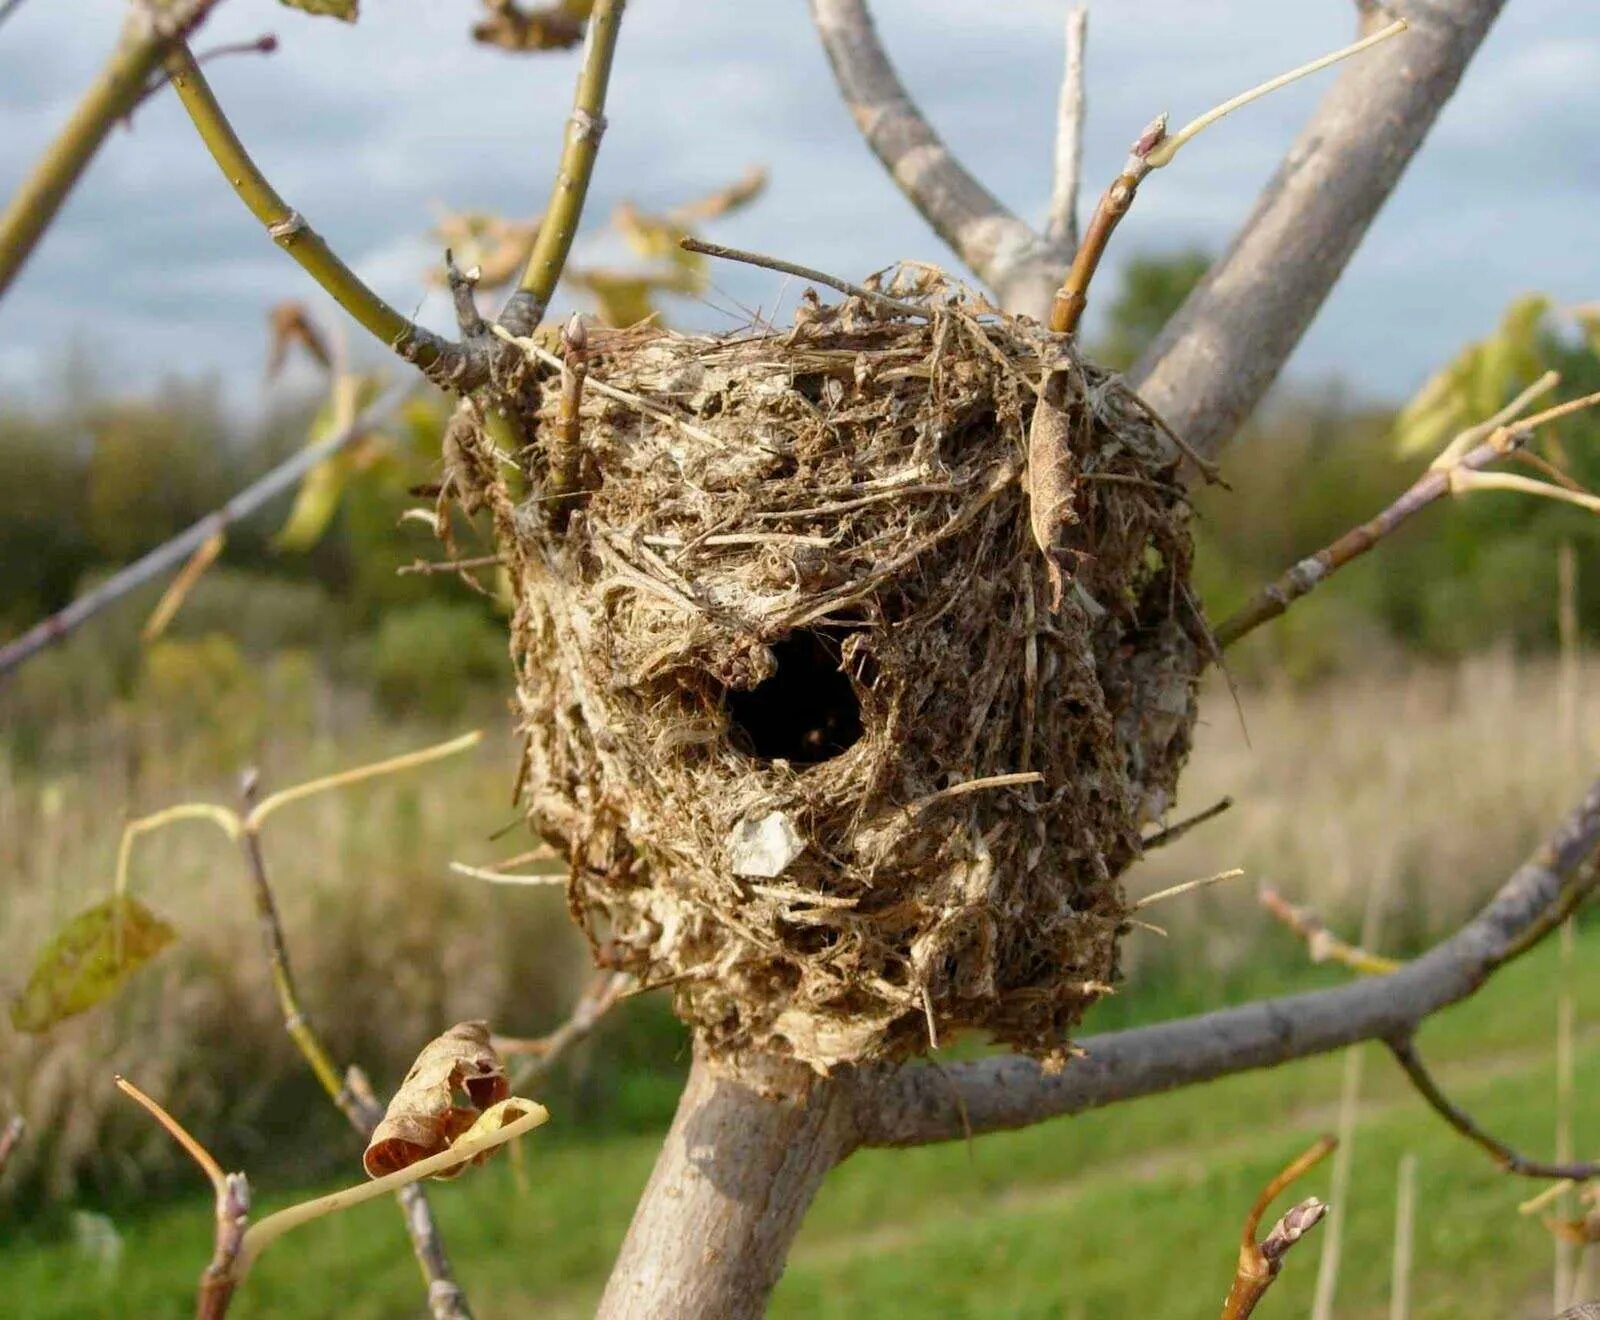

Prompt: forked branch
xmin=1132 ymin=0 xmax=1510 ymax=465
xmin=1221 ymin=1135 xmax=1335 ymax=1320
xmin=808 ymin=0 xmax=1068 ymax=318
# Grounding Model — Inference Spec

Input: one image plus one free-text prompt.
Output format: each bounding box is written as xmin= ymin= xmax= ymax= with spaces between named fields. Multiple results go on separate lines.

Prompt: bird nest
xmin=470 ymin=283 xmax=1205 ymax=1072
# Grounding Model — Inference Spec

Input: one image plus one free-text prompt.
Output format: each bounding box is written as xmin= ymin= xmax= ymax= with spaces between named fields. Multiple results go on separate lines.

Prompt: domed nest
xmin=478 ymin=282 xmax=1206 ymax=1072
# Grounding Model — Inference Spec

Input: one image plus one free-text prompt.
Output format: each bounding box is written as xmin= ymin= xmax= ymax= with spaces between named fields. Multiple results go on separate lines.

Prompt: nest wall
xmin=478 ymin=290 xmax=1205 ymax=1071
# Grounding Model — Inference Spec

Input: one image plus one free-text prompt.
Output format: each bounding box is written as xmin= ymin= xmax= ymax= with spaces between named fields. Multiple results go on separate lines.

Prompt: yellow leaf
xmin=11 ymin=897 xmax=176 ymax=1033
xmin=278 ymin=0 xmax=358 ymax=21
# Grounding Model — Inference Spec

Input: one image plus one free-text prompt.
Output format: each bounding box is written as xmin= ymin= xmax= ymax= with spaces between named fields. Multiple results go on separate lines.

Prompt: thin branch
xmin=450 ymin=861 xmax=565 ymax=885
xmin=549 ymin=313 xmax=589 ymax=531
xmin=1211 ymin=386 xmax=1600 ymax=650
xmin=1259 ymin=886 xmax=1403 ymax=976
xmin=1131 ymin=867 xmax=1246 ymax=912
xmin=0 ymin=1 xmax=221 ymax=302
xmin=1387 ymin=1037 xmax=1600 ymax=1182
xmin=1141 ymin=795 xmax=1234 ymax=850
xmin=0 ymin=382 xmax=409 ymax=679
xmin=858 ymin=769 xmax=1600 ymax=1147
xmin=163 ymin=46 xmax=479 ymax=389
xmin=116 ymin=1074 xmax=249 ymax=1319
xmin=501 ymin=971 xmax=631 ymax=1089
xmin=235 ymin=772 xmax=474 ymax=1320
xmin=245 ymin=730 xmax=482 ymax=828
xmin=678 ymin=237 xmax=931 ymax=319
xmin=1222 ymin=1135 xmax=1336 ymax=1320
xmin=1051 ymin=21 xmax=1407 ymax=336
xmin=136 ymin=32 xmax=278 ymax=110
xmin=808 ymin=0 xmax=1064 ymax=318
xmin=1045 ymin=6 xmax=1088 ymax=250
xmin=1131 ymin=0 xmax=1509 ymax=466
xmin=499 ymin=0 xmax=627 ymax=336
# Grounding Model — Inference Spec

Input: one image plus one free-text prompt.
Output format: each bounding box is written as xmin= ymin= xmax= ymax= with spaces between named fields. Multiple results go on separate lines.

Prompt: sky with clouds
xmin=1 ymin=0 xmax=1596 ymax=411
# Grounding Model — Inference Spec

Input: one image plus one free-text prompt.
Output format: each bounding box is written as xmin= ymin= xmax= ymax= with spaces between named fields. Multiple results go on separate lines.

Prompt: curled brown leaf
xmin=363 ymin=1021 xmax=510 ymax=1179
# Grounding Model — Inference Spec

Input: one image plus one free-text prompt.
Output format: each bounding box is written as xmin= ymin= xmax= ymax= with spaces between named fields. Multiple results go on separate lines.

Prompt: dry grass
xmin=0 ymin=677 xmax=584 ymax=1205
xmin=1125 ymin=648 xmax=1600 ymax=972
xmin=1 ymin=647 xmax=1593 ymax=1206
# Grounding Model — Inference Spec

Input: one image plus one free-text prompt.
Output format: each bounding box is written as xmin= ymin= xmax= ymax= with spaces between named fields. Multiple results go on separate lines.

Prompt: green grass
xmin=3 ymin=926 xmax=1594 ymax=1318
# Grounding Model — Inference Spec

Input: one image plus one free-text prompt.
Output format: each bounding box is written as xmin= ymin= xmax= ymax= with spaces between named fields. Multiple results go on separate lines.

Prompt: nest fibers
xmin=474 ymin=282 xmax=1206 ymax=1072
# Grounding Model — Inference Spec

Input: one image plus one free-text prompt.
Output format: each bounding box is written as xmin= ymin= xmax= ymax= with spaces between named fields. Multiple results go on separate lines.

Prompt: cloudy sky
xmin=1 ymin=0 xmax=1596 ymax=411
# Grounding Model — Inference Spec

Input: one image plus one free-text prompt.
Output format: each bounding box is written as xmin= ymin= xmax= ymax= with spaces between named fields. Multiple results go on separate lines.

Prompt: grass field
xmin=2 ymin=653 xmax=1596 ymax=1315
xmin=1 ymin=927 xmax=1594 ymax=1317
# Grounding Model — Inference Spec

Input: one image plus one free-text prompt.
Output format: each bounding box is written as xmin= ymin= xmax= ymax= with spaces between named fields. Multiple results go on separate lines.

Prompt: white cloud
xmin=0 ymin=0 xmax=1596 ymax=409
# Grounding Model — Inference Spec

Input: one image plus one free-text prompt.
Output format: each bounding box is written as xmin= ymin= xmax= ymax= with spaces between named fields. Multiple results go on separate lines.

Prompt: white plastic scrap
xmin=728 ymin=810 xmax=806 ymax=878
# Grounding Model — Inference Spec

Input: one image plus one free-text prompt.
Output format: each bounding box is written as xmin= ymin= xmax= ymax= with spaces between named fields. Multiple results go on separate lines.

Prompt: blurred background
xmin=2 ymin=2 xmax=1598 ymax=1316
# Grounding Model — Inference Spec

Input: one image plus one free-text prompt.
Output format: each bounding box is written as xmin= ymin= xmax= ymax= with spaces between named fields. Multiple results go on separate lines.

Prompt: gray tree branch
xmin=808 ymin=0 xmax=1069 ymax=318
xmin=857 ymin=769 xmax=1600 ymax=1147
xmin=1129 ymin=0 xmax=1507 ymax=464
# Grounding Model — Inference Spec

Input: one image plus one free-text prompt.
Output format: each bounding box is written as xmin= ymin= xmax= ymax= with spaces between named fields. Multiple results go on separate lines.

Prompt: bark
xmin=1131 ymin=0 xmax=1508 ymax=463
xmin=597 ymin=1050 xmax=858 ymax=1320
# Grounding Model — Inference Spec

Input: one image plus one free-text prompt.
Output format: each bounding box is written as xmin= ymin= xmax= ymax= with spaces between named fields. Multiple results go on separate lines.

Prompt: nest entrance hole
xmin=726 ymin=628 xmax=866 ymax=765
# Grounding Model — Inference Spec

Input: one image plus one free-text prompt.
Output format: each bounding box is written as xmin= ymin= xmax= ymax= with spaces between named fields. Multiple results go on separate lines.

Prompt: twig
xmin=450 ymin=861 xmax=565 ymax=885
xmin=0 ymin=382 xmax=409 ymax=679
xmin=399 ymin=555 xmax=505 ymax=577
xmin=0 ymin=1 xmax=221 ymax=301
xmin=550 ymin=313 xmax=590 ymax=531
xmin=1221 ymin=1135 xmax=1336 ymax=1319
xmin=236 ymin=771 xmax=475 ymax=1320
xmin=1386 ymin=1036 xmax=1600 ymax=1183
xmin=1131 ymin=867 xmax=1245 ymax=912
xmin=136 ymin=32 xmax=277 ymax=109
xmin=499 ymin=0 xmax=626 ymax=336
xmin=1259 ymin=886 xmax=1402 ymax=976
xmin=502 ymin=971 xmax=631 ymax=1089
xmin=116 ymin=1076 xmax=248 ymax=1320
xmin=245 ymin=730 xmax=482 ymax=828
xmin=1141 ymin=795 xmax=1233 ymax=850
xmin=1051 ymin=19 xmax=1407 ymax=336
xmin=679 ymin=237 xmax=931 ymax=319
xmin=1045 ymin=6 xmax=1088 ymax=249
xmin=0 ymin=1114 xmax=23 ymax=1177
xmin=1213 ymin=385 xmax=1600 ymax=650
xmin=163 ymin=47 xmax=475 ymax=387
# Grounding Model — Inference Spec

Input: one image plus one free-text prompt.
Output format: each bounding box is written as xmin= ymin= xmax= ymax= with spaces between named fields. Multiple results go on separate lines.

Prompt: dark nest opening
xmin=473 ymin=280 xmax=1208 ymax=1071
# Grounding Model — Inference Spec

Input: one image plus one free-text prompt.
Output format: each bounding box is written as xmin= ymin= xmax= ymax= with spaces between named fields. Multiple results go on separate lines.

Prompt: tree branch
xmin=163 ymin=45 xmax=482 ymax=389
xmin=858 ymin=769 xmax=1600 ymax=1146
xmin=238 ymin=773 xmax=472 ymax=1320
xmin=1044 ymin=5 xmax=1088 ymax=251
xmin=1222 ymin=1135 xmax=1335 ymax=1320
xmin=0 ymin=383 xmax=408 ymax=679
xmin=499 ymin=0 xmax=626 ymax=337
xmin=1130 ymin=0 xmax=1508 ymax=465
xmin=1386 ymin=1037 xmax=1600 ymax=1183
xmin=0 ymin=1 xmax=222 ymax=302
xmin=808 ymin=0 xmax=1066 ymax=318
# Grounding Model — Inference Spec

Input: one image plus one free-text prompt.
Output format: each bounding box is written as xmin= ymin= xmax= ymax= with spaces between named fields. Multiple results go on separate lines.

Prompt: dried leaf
xmin=364 ymin=1022 xmax=510 ymax=1179
xmin=428 ymin=211 xmax=540 ymax=292
xmin=668 ymin=166 xmax=769 ymax=226
xmin=266 ymin=302 xmax=332 ymax=378
xmin=278 ymin=0 xmax=359 ymax=22
xmin=473 ymin=0 xmax=591 ymax=52
xmin=1026 ymin=369 xmax=1078 ymax=610
xmin=11 ymin=897 xmax=176 ymax=1033
xmin=1547 ymin=1212 xmax=1600 ymax=1245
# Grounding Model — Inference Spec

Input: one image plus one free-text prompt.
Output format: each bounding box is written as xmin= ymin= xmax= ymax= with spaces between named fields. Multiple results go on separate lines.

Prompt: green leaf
xmin=278 ymin=0 xmax=359 ymax=21
xmin=11 ymin=897 xmax=176 ymax=1033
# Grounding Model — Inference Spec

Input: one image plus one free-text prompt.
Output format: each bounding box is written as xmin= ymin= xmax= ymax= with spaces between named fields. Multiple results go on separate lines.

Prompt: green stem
xmin=500 ymin=0 xmax=626 ymax=336
xmin=0 ymin=8 xmax=206 ymax=301
xmin=164 ymin=44 xmax=464 ymax=380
